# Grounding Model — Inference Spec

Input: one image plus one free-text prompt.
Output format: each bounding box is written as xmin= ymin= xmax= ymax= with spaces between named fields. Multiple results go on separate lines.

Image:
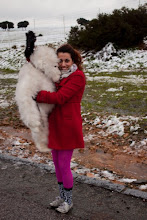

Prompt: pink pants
xmin=51 ymin=149 xmax=73 ymax=189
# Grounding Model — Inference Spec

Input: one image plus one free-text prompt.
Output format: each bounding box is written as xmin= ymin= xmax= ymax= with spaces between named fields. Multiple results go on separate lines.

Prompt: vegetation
xmin=17 ymin=21 xmax=29 ymax=29
xmin=82 ymin=74 xmax=147 ymax=116
xmin=0 ymin=69 xmax=146 ymax=128
xmin=0 ymin=20 xmax=29 ymax=30
xmin=67 ymin=4 xmax=147 ymax=51
xmin=0 ymin=21 xmax=14 ymax=30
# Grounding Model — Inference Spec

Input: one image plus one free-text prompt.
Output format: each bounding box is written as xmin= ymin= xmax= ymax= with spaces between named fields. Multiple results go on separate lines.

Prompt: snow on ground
xmin=84 ymin=42 xmax=147 ymax=72
xmin=0 ymin=27 xmax=67 ymax=49
xmin=1 ymin=133 xmax=147 ymax=191
xmin=0 ymin=134 xmax=142 ymax=188
xmin=0 ymin=29 xmax=147 ymax=190
xmin=0 ymin=29 xmax=147 ymax=72
xmin=0 ymin=97 xmax=9 ymax=108
xmin=85 ymin=114 xmax=147 ymax=137
xmin=0 ymin=36 xmax=146 ymax=150
xmin=0 ymin=28 xmax=66 ymax=70
xmin=83 ymin=114 xmax=147 ymax=156
xmin=139 ymin=184 xmax=147 ymax=190
xmin=86 ymin=74 xmax=147 ymax=85
xmin=0 ymin=73 xmax=18 ymax=79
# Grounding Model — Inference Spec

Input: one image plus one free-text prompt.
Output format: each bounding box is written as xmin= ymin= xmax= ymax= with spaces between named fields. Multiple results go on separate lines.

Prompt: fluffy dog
xmin=15 ymin=31 xmax=61 ymax=152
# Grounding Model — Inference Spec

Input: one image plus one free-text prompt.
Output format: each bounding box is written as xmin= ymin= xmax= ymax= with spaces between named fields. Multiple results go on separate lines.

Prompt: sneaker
xmin=56 ymin=201 xmax=73 ymax=213
xmin=50 ymin=196 xmax=64 ymax=208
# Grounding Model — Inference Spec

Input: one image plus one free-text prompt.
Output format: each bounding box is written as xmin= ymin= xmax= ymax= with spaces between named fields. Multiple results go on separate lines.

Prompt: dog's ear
xmin=24 ymin=31 xmax=36 ymax=61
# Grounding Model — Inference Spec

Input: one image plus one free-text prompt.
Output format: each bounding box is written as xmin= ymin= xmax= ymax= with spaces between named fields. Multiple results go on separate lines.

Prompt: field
xmin=0 ymin=34 xmax=147 ymax=190
xmin=82 ymin=71 xmax=147 ymax=116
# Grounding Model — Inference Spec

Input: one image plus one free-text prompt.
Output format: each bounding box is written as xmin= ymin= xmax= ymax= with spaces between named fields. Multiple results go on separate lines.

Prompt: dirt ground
xmin=0 ymin=117 xmax=147 ymax=190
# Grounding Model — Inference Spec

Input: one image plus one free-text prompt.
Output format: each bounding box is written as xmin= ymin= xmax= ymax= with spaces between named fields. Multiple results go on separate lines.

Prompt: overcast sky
xmin=0 ymin=0 xmax=145 ymax=27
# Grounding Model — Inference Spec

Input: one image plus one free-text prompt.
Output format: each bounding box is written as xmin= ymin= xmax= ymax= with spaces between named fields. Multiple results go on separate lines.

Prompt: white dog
xmin=15 ymin=32 xmax=61 ymax=152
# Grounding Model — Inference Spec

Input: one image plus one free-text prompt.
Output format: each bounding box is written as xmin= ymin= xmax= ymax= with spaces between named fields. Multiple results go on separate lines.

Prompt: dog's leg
xmin=31 ymin=127 xmax=50 ymax=152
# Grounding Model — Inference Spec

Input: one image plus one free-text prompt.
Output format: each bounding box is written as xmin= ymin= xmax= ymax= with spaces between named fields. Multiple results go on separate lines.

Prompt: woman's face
xmin=58 ymin=52 xmax=73 ymax=71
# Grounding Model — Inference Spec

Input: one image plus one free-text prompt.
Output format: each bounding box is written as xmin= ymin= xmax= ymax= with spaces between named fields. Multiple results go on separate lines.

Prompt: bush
xmin=67 ymin=4 xmax=147 ymax=51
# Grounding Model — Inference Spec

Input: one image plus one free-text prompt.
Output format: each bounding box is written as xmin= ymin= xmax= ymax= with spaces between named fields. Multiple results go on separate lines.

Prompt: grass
xmin=0 ymin=78 xmax=17 ymax=89
xmin=0 ymin=68 xmax=17 ymax=74
xmin=85 ymin=70 xmax=147 ymax=78
xmin=0 ymin=69 xmax=147 ymax=127
xmin=82 ymin=75 xmax=147 ymax=116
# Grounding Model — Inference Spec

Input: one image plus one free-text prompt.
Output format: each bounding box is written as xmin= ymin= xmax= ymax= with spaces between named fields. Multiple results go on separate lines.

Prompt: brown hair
xmin=57 ymin=44 xmax=83 ymax=71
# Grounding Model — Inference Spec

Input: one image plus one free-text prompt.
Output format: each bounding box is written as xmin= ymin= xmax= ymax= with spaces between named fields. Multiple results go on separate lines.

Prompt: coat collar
xmin=56 ymin=70 xmax=79 ymax=87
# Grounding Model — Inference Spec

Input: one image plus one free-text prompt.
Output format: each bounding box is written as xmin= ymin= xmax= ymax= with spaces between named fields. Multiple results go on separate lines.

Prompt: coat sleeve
xmin=36 ymin=74 xmax=85 ymax=105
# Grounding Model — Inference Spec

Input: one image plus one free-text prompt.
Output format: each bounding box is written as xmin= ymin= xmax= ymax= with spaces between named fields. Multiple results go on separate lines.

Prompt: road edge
xmin=0 ymin=153 xmax=147 ymax=200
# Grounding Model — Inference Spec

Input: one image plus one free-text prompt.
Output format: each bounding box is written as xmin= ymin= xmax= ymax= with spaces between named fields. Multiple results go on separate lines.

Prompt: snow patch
xmin=84 ymin=42 xmax=147 ymax=72
xmin=106 ymin=86 xmax=123 ymax=92
xmin=119 ymin=178 xmax=137 ymax=183
xmin=139 ymin=184 xmax=147 ymax=190
xmin=84 ymin=134 xmax=96 ymax=141
xmin=0 ymin=74 xmax=18 ymax=79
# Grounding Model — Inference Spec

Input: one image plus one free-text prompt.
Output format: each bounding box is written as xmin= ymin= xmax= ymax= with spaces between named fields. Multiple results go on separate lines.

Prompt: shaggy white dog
xmin=15 ymin=45 xmax=61 ymax=152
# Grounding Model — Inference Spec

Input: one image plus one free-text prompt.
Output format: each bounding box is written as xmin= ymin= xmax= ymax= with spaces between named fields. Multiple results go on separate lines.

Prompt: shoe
xmin=56 ymin=201 xmax=73 ymax=213
xmin=50 ymin=196 xmax=64 ymax=208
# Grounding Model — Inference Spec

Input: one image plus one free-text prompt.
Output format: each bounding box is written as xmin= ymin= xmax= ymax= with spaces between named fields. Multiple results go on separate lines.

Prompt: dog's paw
xmin=36 ymin=144 xmax=50 ymax=152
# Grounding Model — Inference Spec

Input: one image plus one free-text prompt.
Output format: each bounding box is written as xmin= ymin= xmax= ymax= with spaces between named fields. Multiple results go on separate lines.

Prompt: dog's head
xmin=30 ymin=46 xmax=61 ymax=82
xmin=24 ymin=31 xmax=36 ymax=61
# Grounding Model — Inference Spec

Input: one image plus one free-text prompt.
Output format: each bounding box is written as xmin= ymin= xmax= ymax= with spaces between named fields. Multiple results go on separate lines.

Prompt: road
xmin=0 ymin=154 xmax=147 ymax=220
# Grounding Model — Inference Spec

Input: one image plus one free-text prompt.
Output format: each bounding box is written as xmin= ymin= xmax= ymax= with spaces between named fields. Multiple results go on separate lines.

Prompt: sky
xmin=0 ymin=0 xmax=146 ymax=28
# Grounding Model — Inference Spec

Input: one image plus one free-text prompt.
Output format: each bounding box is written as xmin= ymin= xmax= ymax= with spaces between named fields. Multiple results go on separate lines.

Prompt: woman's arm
xmin=36 ymin=74 xmax=85 ymax=105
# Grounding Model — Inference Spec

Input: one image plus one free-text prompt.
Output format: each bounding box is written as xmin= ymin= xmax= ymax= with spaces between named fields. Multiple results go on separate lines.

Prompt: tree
xmin=0 ymin=21 xmax=14 ymax=30
xmin=17 ymin=21 xmax=29 ymax=29
xmin=77 ymin=18 xmax=89 ymax=26
xmin=67 ymin=3 xmax=147 ymax=51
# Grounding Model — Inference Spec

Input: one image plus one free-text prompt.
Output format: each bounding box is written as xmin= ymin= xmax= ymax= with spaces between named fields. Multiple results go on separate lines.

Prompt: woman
xmin=36 ymin=44 xmax=86 ymax=213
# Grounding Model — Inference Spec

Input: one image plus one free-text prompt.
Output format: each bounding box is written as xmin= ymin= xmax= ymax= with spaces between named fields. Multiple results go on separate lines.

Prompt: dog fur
xmin=15 ymin=45 xmax=61 ymax=152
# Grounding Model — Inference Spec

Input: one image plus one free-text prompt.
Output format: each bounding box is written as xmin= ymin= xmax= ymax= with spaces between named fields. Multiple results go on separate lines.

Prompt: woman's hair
xmin=57 ymin=44 xmax=83 ymax=71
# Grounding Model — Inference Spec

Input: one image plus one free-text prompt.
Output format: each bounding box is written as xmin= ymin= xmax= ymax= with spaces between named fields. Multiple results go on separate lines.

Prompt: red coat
xmin=36 ymin=69 xmax=86 ymax=150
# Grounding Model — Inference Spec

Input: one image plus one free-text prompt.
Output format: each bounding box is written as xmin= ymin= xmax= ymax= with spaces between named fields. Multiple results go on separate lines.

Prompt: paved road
xmin=0 ymin=155 xmax=147 ymax=220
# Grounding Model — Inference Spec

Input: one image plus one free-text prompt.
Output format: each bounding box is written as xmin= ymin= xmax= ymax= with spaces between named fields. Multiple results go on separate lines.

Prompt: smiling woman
xmin=58 ymin=53 xmax=74 ymax=71
xmin=36 ymin=43 xmax=86 ymax=213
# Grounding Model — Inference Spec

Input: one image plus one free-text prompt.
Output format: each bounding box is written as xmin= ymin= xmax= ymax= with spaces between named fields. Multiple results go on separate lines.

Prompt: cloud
xmin=0 ymin=0 xmax=138 ymax=19
xmin=0 ymin=0 xmax=140 ymax=27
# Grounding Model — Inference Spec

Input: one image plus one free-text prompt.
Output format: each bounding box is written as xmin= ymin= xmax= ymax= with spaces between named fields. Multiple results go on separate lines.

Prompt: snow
xmin=0 ymin=29 xmax=147 ymax=191
xmin=0 ymin=28 xmax=67 ymax=70
xmin=0 ymin=27 xmax=68 ymax=49
xmin=0 ymin=99 xmax=9 ymax=108
xmin=0 ymin=128 xmax=146 ymax=191
xmin=0 ymin=30 xmax=147 ymax=72
xmin=106 ymin=87 xmax=123 ymax=92
xmin=119 ymin=178 xmax=137 ymax=183
xmin=132 ymin=139 xmax=147 ymax=151
xmin=0 ymin=34 xmax=146 ymax=144
xmin=93 ymin=116 xmax=100 ymax=125
xmin=92 ymin=115 xmax=130 ymax=137
xmin=84 ymin=43 xmax=147 ymax=72
xmin=101 ymin=170 xmax=115 ymax=180
xmin=130 ymin=124 xmax=140 ymax=132
xmin=84 ymin=134 xmax=96 ymax=141
xmin=0 ymin=73 xmax=18 ymax=79
xmin=83 ymin=115 xmax=147 ymax=155
xmin=139 ymin=184 xmax=147 ymax=190
xmin=86 ymin=75 xmax=146 ymax=85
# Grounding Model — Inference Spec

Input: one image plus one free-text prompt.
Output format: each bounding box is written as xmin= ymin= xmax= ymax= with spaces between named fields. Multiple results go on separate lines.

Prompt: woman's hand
xmin=35 ymin=91 xmax=48 ymax=103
